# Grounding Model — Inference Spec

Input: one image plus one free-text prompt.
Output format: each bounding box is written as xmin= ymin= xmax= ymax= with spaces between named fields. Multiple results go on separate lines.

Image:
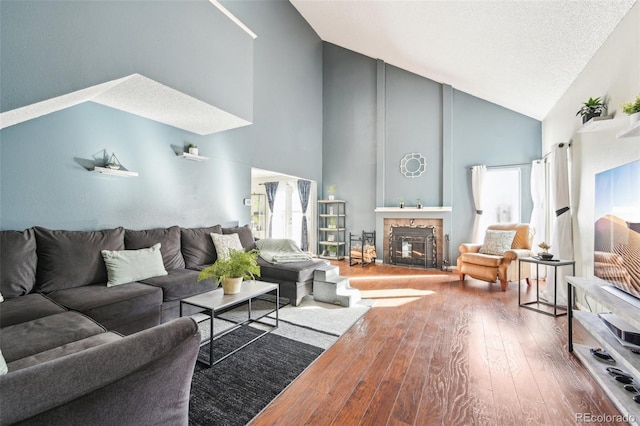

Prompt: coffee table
xmin=180 ymin=280 xmax=279 ymax=367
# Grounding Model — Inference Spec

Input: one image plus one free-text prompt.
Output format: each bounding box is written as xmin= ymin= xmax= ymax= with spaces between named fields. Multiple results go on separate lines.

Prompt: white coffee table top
xmin=181 ymin=280 xmax=278 ymax=312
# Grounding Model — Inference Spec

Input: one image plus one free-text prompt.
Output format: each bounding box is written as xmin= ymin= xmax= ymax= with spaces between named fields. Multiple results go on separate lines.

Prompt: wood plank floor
xmin=250 ymin=262 xmax=623 ymax=425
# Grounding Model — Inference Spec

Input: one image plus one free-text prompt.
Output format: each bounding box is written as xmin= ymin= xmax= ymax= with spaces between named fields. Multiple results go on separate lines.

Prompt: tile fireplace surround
xmin=374 ymin=207 xmax=452 ymax=269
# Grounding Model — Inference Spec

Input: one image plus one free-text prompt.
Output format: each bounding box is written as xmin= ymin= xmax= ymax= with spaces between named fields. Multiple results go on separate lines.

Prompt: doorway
xmin=251 ymin=168 xmax=317 ymax=253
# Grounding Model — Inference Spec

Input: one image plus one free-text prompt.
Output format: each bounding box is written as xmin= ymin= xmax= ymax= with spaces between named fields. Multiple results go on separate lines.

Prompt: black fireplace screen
xmin=389 ymin=225 xmax=437 ymax=269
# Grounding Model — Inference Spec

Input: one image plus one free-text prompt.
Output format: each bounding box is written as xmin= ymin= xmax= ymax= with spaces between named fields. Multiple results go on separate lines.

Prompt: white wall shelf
xmin=616 ymin=120 xmax=640 ymax=139
xmin=178 ymin=152 xmax=209 ymax=161
xmin=577 ymin=116 xmax=615 ymax=133
xmin=92 ymin=166 xmax=139 ymax=177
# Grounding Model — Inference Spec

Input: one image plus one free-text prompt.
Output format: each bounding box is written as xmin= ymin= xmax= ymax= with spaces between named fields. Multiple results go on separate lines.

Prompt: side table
xmin=518 ymin=257 xmax=575 ymax=317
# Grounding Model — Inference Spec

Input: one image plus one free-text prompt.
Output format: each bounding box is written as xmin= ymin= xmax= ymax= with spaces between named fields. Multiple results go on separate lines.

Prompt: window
xmin=480 ymin=167 xmax=521 ymax=233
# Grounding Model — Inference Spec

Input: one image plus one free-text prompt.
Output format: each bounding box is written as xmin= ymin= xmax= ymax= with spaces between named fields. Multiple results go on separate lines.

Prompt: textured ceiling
xmin=291 ymin=0 xmax=637 ymax=120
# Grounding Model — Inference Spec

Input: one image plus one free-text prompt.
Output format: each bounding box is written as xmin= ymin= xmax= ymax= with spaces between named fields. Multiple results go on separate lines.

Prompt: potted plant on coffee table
xmin=576 ymin=97 xmax=606 ymax=124
xmin=197 ymin=249 xmax=261 ymax=294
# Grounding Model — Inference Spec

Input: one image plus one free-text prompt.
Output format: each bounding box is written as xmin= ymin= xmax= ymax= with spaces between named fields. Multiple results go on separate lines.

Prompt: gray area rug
xmin=188 ymin=294 xmax=371 ymax=424
xmin=189 ymin=327 xmax=322 ymax=426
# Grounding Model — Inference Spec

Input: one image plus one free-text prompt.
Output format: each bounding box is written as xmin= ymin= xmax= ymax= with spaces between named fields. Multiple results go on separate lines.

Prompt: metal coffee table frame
xmin=180 ymin=281 xmax=279 ymax=367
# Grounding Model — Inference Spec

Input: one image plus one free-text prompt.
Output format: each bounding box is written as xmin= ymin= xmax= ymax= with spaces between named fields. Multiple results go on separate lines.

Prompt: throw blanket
xmin=256 ymin=239 xmax=313 ymax=264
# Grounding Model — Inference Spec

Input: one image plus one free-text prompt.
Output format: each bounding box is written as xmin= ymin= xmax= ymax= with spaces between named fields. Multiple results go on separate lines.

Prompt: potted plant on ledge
xmin=621 ymin=93 xmax=640 ymax=125
xmin=576 ymin=97 xmax=606 ymax=124
xmin=197 ymin=249 xmax=261 ymax=294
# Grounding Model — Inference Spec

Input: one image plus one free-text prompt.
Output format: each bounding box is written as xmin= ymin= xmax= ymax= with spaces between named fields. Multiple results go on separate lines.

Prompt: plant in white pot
xmin=197 ymin=249 xmax=261 ymax=294
xmin=621 ymin=93 xmax=640 ymax=125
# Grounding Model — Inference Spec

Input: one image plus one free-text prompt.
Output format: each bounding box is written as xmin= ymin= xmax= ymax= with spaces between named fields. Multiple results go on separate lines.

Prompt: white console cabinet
xmin=567 ymin=276 xmax=640 ymax=425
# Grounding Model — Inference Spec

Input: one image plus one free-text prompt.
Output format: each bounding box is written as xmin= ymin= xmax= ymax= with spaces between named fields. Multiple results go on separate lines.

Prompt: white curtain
xmin=530 ymin=160 xmax=546 ymax=279
xmin=471 ymin=165 xmax=487 ymax=243
xmin=544 ymin=144 xmax=573 ymax=304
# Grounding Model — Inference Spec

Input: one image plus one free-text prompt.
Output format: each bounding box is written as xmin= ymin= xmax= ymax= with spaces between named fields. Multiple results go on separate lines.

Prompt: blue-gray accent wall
xmin=1 ymin=0 xmax=540 ymax=265
xmin=322 ymin=43 xmax=541 ymax=261
xmin=0 ymin=0 xmax=323 ymax=231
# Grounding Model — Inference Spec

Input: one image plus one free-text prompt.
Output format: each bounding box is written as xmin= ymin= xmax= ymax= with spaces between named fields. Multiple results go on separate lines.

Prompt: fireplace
xmin=389 ymin=225 xmax=437 ymax=269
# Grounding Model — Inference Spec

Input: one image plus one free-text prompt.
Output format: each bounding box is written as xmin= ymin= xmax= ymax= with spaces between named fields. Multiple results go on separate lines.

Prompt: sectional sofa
xmin=0 ymin=222 xmax=326 ymax=424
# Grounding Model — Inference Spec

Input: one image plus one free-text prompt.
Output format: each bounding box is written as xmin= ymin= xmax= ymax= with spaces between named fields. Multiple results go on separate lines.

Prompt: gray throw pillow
xmin=222 ymin=224 xmax=256 ymax=250
xmin=180 ymin=225 xmax=222 ymax=268
xmin=34 ymin=227 xmax=125 ymax=292
xmin=0 ymin=229 xmax=38 ymax=298
xmin=101 ymin=243 xmax=168 ymax=286
xmin=125 ymin=226 xmax=185 ymax=271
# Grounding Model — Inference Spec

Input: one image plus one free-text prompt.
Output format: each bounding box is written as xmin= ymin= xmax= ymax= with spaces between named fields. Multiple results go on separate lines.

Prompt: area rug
xmin=189 ymin=326 xmax=322 ymax=426
xmin=188 ymin=295 xmax=372 ymax=425
xmin=198 ymin=294 xmax=372 ymax=349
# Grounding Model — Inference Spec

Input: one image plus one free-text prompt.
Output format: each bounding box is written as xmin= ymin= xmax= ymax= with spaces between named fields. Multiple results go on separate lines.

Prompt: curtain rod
xmin=469 ymin=162 xmax=531 ymax=170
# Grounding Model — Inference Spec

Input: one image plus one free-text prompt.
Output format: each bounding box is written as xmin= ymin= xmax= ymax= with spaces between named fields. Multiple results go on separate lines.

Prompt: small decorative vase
xmin=630 ymin=112 xmax=640 ymax=126
xmin=221 ymin=277 xmax=242 ymax=295
xmin=399 ymin=202 xmax=405 ymax=209
xmin=328 ymin=194 xmax=335 ymax=200
xmin=189 ymin=147 xmax=199 ymax=156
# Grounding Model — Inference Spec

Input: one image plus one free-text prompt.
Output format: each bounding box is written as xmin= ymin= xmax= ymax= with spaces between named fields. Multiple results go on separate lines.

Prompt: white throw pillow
xmin=211 ymin=233 xmax=243 ymax=260
xmin=101 ymin=243 xmax=168 ymax=287
xmin=0 ymin=350 xmax=7 ymax=375
xmin=0 ymin=291 xmax=4 ymax=303
xmin=479 ymin=230 xmax=517 ymax=256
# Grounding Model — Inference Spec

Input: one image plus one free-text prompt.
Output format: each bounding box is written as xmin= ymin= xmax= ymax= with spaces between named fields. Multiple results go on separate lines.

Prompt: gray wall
xmin=322 ymin=43 xmax=377 ymax=236
xmin=0 ymin=0 xmax=323 ymax=231
xmin=322 ymin=44 xmax=542 ymax=261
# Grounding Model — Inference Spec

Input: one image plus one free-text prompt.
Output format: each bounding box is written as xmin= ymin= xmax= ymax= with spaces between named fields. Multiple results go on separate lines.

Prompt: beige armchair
xmin=457 ymin=223 xmax=535 ymax=291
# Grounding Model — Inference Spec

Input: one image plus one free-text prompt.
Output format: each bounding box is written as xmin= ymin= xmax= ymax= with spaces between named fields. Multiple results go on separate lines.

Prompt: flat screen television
xmin=594 ymin=159 xmax=640 ymax=301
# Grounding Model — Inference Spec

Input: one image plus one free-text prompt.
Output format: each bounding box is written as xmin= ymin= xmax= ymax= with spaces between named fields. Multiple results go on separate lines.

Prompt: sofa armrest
xmin=0 ymin=317 xmax=200 ymax=426
xmin=459 ymin=243 xmax=482 ymax=254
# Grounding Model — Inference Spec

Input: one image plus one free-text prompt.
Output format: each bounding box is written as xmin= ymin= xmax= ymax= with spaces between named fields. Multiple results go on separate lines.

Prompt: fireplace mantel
xmin=375 ymin=206 xmax=452 ymax=213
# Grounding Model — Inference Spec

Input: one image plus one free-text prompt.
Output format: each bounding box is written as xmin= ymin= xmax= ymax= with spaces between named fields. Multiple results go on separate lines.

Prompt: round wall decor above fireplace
xmin=400 ymin=153 xmax=426 ymax=178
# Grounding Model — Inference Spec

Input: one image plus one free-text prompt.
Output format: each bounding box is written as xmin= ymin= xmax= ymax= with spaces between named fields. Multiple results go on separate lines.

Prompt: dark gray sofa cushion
xmin=180 ymin=225 xmax=222 ymax=268
xmin=0 ymin=311 xmax=106 ymax=363
xmin=222 ymin=224 xmax=256 ymax=250
xmin=0 ymin=293 xmax=66 ymax=329
xmin=139 ymin=269 xmax=216 ymax=302
xmin=0 ymin=317 xmax=199 ymax=426
xmin=47 ymin=283 xmax=162 ymax=330
xmin=0 ymin=229 xmax=38 ymax=298
xmin=8 ymin=332 xmax=122 ymax=372
xmin=34 ymin=227 xmax=125 ymax=293
xmin=257 ymin=258 xmax=327 ymax=283
xmin=125 ymin=226 xmax=185 ymax=270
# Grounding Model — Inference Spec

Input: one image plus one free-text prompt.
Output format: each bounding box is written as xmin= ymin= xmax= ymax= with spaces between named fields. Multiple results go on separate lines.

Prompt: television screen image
xmin=594 ymin=159 xmax=640 ymax=299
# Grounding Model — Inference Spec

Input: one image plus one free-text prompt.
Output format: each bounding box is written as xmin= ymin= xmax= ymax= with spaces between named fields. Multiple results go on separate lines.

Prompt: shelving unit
xmin=250 ymin=193 xmax=266 ymax=239
xmin=616 ymin=120 xmax=640 ymax=139
xmin=567 ymin=276 xmax=640 ymax=425
xmin=318 ymin=200 xmax=346 ymax=260
xmin=577 ymin=115 xmax=615 ymax=133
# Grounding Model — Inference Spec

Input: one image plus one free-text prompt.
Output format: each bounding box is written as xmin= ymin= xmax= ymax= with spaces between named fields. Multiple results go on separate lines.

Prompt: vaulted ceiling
xmin=291 ymin=0 xmax=637 ymax=120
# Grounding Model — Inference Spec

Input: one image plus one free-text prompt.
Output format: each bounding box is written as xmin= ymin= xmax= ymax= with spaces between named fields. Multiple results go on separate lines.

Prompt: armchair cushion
xmin=479 ymin=230 xmax=516 ymax=255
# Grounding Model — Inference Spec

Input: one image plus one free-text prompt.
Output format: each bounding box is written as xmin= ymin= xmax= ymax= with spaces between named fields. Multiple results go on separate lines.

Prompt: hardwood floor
xmin=251 ymin=262 xmax=622 ymax=425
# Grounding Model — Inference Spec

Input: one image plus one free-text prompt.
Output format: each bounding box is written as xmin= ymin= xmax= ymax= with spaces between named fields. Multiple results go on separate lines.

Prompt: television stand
xmin=567 ymin=277 xmax=640 ymax=425
xmin=602 ymin=285 xmax=640 ymax=310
